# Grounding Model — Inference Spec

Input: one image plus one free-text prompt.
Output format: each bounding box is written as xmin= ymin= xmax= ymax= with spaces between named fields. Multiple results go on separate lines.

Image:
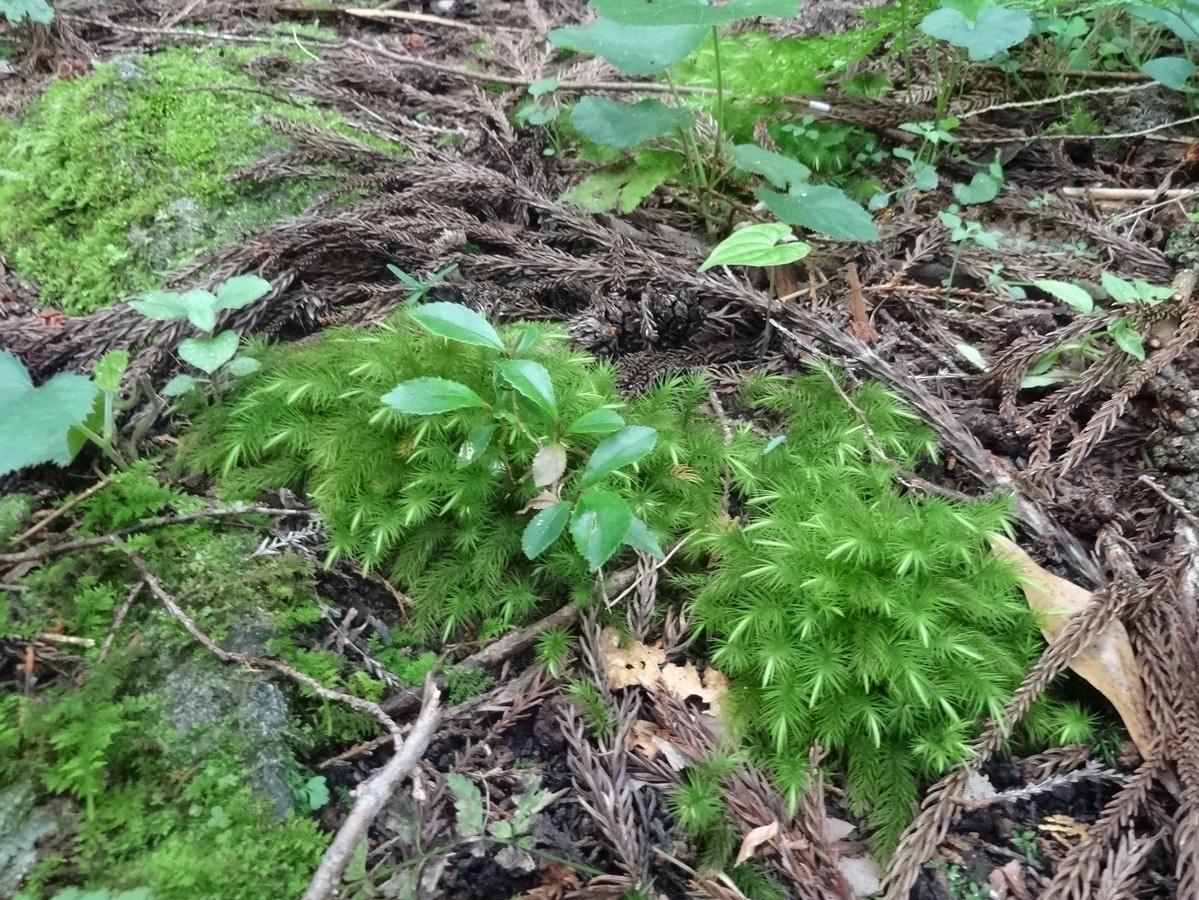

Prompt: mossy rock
xmin=0 ymin=45 xmax=396 ymax=315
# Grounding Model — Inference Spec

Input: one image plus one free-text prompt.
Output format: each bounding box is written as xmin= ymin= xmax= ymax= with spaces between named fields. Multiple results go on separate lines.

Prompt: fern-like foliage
xmin=688 ymin=371 xmax=1041 ymax=855
xmin=183 ymin=314 xmax=736 ymax=636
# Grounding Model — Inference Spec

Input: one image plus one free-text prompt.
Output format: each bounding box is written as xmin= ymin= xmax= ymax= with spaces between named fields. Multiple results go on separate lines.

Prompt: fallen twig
xmin=0 ymin=506 xmax=313 ymax=568
xmin=302 ymin=678 xmax=442 ymax=900
xmin=7 ymin=476 xmax=111 ymax=547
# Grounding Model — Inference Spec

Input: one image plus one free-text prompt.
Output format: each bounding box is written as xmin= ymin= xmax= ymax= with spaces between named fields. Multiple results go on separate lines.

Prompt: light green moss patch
xmin=0 ymin=45 xmax=398 ymax=315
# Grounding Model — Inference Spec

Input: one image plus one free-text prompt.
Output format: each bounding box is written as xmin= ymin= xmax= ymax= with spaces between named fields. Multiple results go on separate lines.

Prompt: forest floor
xmin=2 ymin=1 xmax=1198 ymax=899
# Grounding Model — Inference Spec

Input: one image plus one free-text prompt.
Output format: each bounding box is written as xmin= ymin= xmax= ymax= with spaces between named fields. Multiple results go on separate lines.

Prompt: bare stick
xmin=7 ymin=476 xmax=111 ymax=546
xmin=0 ymin=506 xmax=313 ymax=568
xmin=99 ymin=580 xmax=145 ymax=664
xmin=123 ymin=546 xmax=400 ymax=733
xmin=302 ymin=679 xmax=442 ymax=900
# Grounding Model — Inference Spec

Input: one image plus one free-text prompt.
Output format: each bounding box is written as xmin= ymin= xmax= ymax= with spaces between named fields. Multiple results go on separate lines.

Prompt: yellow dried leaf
xmin=991 ymin=536 xmax=1154 ymax=760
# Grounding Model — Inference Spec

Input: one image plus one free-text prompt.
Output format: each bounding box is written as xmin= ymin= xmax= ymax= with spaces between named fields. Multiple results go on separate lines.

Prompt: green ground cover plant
xmin=0 ymin=45 xmax=394 ymax=315
xmin=184 ymin=302 xmax=1083 ymax=853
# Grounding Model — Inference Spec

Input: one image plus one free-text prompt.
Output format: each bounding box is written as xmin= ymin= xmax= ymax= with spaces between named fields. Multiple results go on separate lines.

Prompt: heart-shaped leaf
xmin=409 ymin=302 xmax=504 ymax=351
xmin=381 ymin=377 xmax=488 ymax=415
xmin=583 ymin=425 xmax=657 ymax=486
xmin=920 ymin=6 xmax=1032 ymax=61
xmin=700 ymin=223 xmax=811 ymax=272
xmin=757 ymin=186 xmax=880 ymax=242
xmin=523 ymin=501 xmax=572 ymax=559
xmin=498 ymin=360 xmax=558 ymax=420
xmin=215 ymin=275 xmax=272 ymax=310
xmin=180 ymin=289 xmax=219 ymax=332
xmin=0 ymin=350 xmax=98 ymax=474
xmin=570 ymin=97 xmax=693 ymax=149
xmin=178 ymin=330 xmax=240 ymax=374
xmin=571 ymin=490 xmax=633 ymax=571
xmin=550 ymin=19 xmax=707 ymax=76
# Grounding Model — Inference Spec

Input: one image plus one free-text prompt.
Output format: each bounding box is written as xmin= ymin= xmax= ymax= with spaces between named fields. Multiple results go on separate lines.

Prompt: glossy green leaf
xmin=566 ymin=409 xmax=626 ymax=436
xmin=178 ymin=330 xmax=239 ymax=374
xmin=1034 ymin=279 xmax=1093 ymax=314
xmin=571 ymin=490 xmax=633 ymax=571
xmin=523 ymin=501 xmax=572 ymax=559
xmin=409 ymin=302 xmax=504 ymax=351
xmin=570 ymin=97 xmax=693 ymax=149
xmin=381 ymin=377 xmax=488 ymax=415
xmin=458 ymin=424 xmax=496 ymax=467
xmin=730 ymin=143 xmax=811 ymax=190
xmin=1142 ymin=56 xmax=1195 ymax=90
xmin=512 ymin=325 xmax=540 ymax=356
xmin=757 ymin=186 xmax=880 ymax=242
xmin=583 ymin=425 xmax=657 ymax=486
xmin=549 ymin=19 xmax=707 ymax=75
xmin=498 ymin=360 xmax=558 ymax=420
xmin=92 ymin=350 xmax=130 ymax=393
xmin=762 ymin=435 xmax=787 ymax=456
xmin=623 ymin=516 xmax=664 ymax=557
xmin=699 ymin=223 xmax=811 ymax=272
xmin=0 ymin=350 xmax=98 ymax=474
xmin=215 ymin=275 xmax=272 ymax=310
xmin=591 ymin=0 xmax=800 ymax=27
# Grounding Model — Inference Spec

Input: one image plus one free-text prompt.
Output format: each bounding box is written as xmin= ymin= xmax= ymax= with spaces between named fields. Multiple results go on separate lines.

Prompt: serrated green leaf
xmin=570 ymin=97 xmax=693 ymax=149
xmin=0 ymin=350 xmax=98 ymax=474
xmin=523 ymin=502 xmax=572 ymax=559
xmin=92 ymin=350 xmax=130 ymax=393
xmin=571 ymin=490 xmax=633 ymax=571
xmin=623 ymin=516 xmax=664 ymax=557
xmin=549 ymin=19 xmax=707 ymax=75
xmin=583 ymin=425 xmax=657 ymax=486
xmin=920 ymin=6 xmax=1032 ymax=61
xmin=409 ymin=302 xmax=504 ymax=351
xmin=531 ymin=443 xmax=568 ymax=487
xmin=757 ymin=186 xmax=880 ymax=242
xmin=1034 ymin=279 xmax=1093 ymax=314
xmin=381 ymin=377 xmax=488 ymax=415
xmin=446 ymin=772 xmax=485 ymax=839
xmin=498 ymin=360 xmax=558 ymax=420
xmin=566 ymin=409 xmax=626 ymax=436
xmin=162 ymin=374 xmax=200 ymax=397
xmin=178 ymin=330 xmax=239 ymax=374
xmin=699 ymin=223 xmax=811 ymax=272
xmin=561 ymin=155 xmax=675 ymax=213
xmin=215 ymin=275 xmax=272 ymax=310
xmin=591 ymin=0 xmax=800 ymax=27
xmin=730 ymin=143 xmax=811 ymax=190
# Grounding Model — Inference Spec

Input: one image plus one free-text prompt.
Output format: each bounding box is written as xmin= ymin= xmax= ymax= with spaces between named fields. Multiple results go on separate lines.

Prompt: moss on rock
xmin=0 ymin=45 xmax=395 ymax=315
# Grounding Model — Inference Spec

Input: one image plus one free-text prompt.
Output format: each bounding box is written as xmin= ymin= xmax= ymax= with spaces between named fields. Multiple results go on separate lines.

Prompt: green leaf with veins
xmin=571 ymin=490 xmax=633 ymax=571
xmin=381 ymin=377 xmax=488 ymax=415
xmin=570 ymin=97 xmax=693 ymax=149
xmin=0 ymin=350 xmax=98 ymax=474
xmin=591 ymin=0 xmax=800 ymax=27
xmin=549 ymin=19 xmax=707 ymax=75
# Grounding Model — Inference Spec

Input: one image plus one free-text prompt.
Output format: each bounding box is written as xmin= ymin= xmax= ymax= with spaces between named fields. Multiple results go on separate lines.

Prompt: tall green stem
xmin=709 ymin=25 xmax=726 ymax=197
